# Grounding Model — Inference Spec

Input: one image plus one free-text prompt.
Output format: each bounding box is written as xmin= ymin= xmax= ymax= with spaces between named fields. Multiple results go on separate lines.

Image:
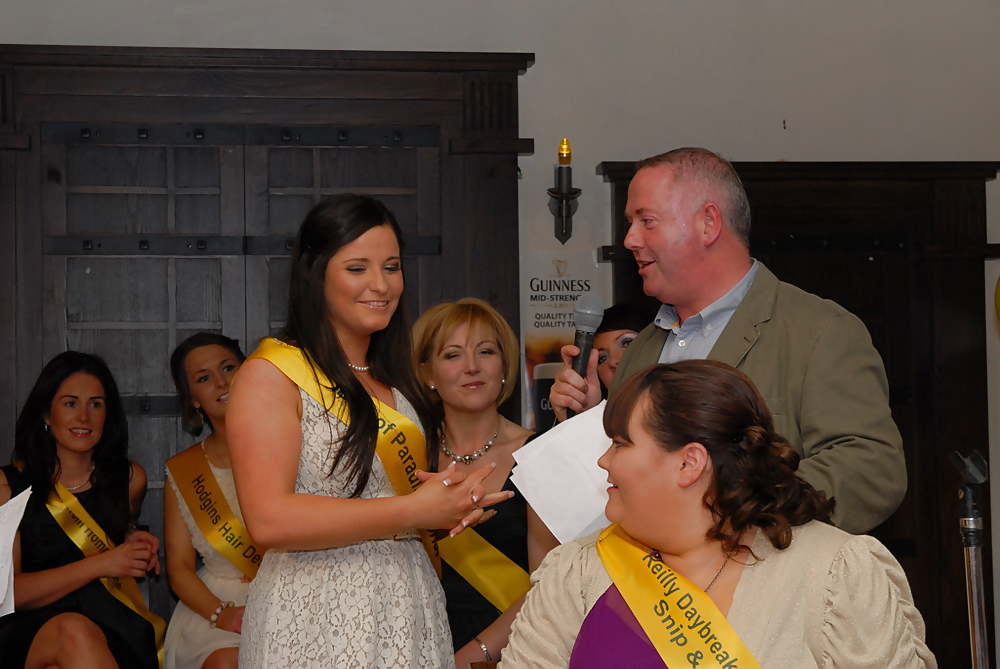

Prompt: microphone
xmin=567 ymin=294 xmax=605 ymax=419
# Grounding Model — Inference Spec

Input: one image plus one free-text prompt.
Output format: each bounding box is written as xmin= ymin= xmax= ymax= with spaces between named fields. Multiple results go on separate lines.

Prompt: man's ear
xmin=678 ymin=442 xmax=710 ymax=487
xmin=700 ymin=202 xmax=724 ymax=247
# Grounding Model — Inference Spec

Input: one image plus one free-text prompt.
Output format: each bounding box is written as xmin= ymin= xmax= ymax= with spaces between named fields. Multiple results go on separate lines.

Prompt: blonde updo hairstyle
xmin=413 ymin=298 xmax=519 ymax=407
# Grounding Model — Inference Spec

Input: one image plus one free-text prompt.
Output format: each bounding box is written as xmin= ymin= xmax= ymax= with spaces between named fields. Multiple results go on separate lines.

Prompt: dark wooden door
xmin=37 ymin=124 xmax=249 ymax=615
xmin=243 ymin=131 xmax=444 ymax=339
xmin=0 ymin=45 xmax=533 ymax=621
xmin=598 ymin=160 xmax=1000 ymax=667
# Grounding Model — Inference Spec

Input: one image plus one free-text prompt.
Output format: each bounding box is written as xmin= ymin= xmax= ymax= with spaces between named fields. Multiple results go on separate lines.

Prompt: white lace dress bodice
xmin=238 ymin=388 xmax=454 ymax=668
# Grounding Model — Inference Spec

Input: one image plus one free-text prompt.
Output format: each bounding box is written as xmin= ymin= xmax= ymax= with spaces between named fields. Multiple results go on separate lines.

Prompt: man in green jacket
xmin=549 ymin=147 xmax=905 ymax=533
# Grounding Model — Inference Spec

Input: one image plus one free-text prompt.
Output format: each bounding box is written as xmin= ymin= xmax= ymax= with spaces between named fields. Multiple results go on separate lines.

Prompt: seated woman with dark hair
xmin=0 ymin=351 xmax=161 ymax=669
xmin=500 ymin=360 xmax=935 ymax=668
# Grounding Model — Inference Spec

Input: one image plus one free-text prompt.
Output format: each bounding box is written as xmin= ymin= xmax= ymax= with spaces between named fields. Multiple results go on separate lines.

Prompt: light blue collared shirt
xmin=656 ymin=261 xmax=760 ymax=364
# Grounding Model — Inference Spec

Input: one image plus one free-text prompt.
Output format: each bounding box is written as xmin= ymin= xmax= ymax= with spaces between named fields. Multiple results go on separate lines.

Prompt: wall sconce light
xmin=548 ymin=138 xmax=581 ymax=244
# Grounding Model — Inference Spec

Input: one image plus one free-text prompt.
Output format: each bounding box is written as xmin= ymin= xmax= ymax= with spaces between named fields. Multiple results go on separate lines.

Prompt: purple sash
xmin=568 ymin=585 xmax=667 ymax=668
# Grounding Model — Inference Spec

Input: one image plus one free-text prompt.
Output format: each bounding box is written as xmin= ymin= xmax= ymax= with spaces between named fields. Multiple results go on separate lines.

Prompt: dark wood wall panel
xmin=0 ymin=148 xmax=15 ymax=454
xmin=17 ymin=94 xmax=463 ymax=127
xmin=15 ymin=66 xmax=465 ymax=101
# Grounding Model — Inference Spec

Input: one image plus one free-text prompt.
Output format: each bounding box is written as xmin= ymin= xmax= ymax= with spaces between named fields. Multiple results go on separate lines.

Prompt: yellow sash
xmin=46 ymin=482 xmax=166 ymax=668
xmin=596 ymin=523 xmax=761 ymax=669
xmin=437 ymin=529 xmax=530 ymax=612
xmin=248 ymin=338 xmax=531 ymax=609
xmin=166 ymin=446 xmax=262 ymax=579
xmin=247 ymin=338 xmax=440 ymax=572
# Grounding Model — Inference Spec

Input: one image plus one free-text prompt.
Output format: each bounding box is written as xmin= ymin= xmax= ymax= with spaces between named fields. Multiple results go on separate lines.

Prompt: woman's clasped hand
xmin=414 ymin=461 xmax=509 ymax=536
xmin=100 ymin=537 xmax=158 ymax=579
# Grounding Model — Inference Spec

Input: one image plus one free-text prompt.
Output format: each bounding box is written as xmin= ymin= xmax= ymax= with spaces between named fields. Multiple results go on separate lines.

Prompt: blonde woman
xmin=414 ymin=298 xmax=558 ymax=668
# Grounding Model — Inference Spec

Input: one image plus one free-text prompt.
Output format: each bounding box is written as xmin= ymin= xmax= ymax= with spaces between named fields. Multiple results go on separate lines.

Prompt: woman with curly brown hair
xmin=499 ymin=360 xmax=935 ymax=668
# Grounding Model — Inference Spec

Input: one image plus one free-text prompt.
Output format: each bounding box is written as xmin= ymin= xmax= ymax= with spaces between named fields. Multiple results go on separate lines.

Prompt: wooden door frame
xmin=0 ymin=44 xmax=535 ymax=461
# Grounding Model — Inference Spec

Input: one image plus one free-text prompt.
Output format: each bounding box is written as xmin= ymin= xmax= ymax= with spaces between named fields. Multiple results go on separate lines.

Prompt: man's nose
xmin=623 ymin=221 xmax=642 ymax=250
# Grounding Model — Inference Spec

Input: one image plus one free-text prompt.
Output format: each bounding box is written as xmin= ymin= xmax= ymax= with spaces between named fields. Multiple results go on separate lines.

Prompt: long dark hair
xmin=170 ymin=332 xmax=246 ymax=436
xmin=604 ymin=360 xmax=835 ymax=556
xmin=281 ymin=195 xmax=436 ymax=498
xmin=13 ymin=351 xmax=131 ymax=544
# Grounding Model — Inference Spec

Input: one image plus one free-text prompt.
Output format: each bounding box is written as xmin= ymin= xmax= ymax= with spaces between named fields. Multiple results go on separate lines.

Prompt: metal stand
xmin=951 ymin=450 xmax=990 ymax=669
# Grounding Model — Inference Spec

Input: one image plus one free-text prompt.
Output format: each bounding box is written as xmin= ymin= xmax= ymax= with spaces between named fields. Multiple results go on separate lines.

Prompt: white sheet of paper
xmin=0 ymin=486 xmax=31 ymax=616
xmin=511 ymin=401 xmax=611 ymax=544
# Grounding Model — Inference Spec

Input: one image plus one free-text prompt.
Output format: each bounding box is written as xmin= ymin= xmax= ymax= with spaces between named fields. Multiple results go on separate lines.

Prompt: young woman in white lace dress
xmin=228 ymin=195 xmax=508 ymax=668
xmin=163 ymin=333 xmax=249 ymax=669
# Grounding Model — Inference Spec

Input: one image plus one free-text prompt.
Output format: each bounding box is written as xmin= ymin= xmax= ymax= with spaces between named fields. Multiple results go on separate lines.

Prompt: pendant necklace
xmin=441 ymin=420 xmax=501 ymax=465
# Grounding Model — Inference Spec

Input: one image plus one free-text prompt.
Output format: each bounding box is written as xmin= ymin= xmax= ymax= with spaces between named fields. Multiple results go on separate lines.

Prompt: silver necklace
xmin=704 ymin=555 xmax=731 ymax=593
xmin=63 ymin=470 xmax=94 ymax=492
xmin=649 ymin=550 xmax=731 ymax=593
xmin=441 ymin=421 xmax=500 ymax=465
xmin=347 ymin=362 xmax=369 ymax=372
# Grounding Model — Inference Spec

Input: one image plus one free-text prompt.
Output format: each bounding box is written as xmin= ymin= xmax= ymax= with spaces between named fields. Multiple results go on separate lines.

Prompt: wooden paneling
xmin=0 ymin=44 xmax=532 ymax=623
xmin=0 ymin=147 xmax=15 ymax=453
xmin=598 ymin=159 xmax=1000 ymax=668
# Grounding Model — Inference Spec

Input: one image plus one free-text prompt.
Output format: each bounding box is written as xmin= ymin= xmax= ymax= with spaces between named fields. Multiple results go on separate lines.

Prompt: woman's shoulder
xmin=789 ymin=520 xmax=894 ymax=564
xmin=165 ymin=442 xmax=205 ymax=468
xmin=0 ymin=468 xmax=10 ymax=505
xmin=750 ymin=521 xmax=904 ymax=592
xmin=129 ymin=461 xmax=147 ymax=484
xmin=0 ymin=465 xmax=27 ymax=499
xmin=534 ymin=529 xmax=605 ymax=582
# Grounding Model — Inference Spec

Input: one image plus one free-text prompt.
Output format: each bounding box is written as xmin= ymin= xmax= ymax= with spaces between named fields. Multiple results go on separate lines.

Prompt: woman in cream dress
xmin=228 ymin=195 xmax=508 ymax=668
xmin=164 ymin=333 xmax=250 ymax=669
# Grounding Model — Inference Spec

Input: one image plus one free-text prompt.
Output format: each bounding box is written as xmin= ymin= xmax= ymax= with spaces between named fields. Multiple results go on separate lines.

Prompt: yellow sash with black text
xmin=45 ymin=482 xmax=166 ymax=668
xmin=166 ymin=447 xmax=263 ymax=579
xmin=248 ymin=337 xmax=531 ymax=611
xmin=596 ymin=523 xmax=761 ymax=669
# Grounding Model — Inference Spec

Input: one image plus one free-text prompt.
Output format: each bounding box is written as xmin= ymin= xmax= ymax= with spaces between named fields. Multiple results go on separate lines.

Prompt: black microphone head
xmin=574 ymin=294 xmax=605 ymax=334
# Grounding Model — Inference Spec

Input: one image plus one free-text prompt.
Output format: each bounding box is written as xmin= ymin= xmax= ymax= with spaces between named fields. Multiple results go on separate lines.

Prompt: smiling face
xmin=595 ymin=329 xmax=639 ymax=389
xmin=46 ymin=372 xmax=106 ymax=459
xmin=184 ymin=344 xmax=241 ymax=427
xmin=623 ymin=165 xmax=707 ymax=311
xmin=598 ymin=394 xmax=681 ymax=545
xmin=323 ymin=224 xmax=403 ymax=345
xmin=424 ymin=321 xmax=505 ymax=414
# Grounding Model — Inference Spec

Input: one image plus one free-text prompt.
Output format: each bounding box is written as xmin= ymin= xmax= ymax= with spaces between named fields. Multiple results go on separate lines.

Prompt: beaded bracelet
xmin=209 ymin=600 xmax=235 ymax=629
xmin=472 ymin=636 xmax=492 ymax=662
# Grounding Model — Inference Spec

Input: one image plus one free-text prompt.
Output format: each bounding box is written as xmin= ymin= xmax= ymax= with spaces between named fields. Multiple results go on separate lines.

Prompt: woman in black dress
xmin=413 ymin=298 xmax=559 ymax=668
xmin=0 ymin=351 xmax=160 ymax=669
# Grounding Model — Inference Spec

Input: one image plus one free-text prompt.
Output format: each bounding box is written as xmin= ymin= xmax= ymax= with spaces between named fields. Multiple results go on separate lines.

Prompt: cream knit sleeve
xmin=498 ymin=531 xmax=611 ymax=669
xmin=820 ymin=535 xmax=937 ymax=668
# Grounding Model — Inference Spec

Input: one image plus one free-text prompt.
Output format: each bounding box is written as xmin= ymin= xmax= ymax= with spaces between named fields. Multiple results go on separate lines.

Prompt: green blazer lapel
xmin=708 ymin=264 xmax=778 ymax=367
